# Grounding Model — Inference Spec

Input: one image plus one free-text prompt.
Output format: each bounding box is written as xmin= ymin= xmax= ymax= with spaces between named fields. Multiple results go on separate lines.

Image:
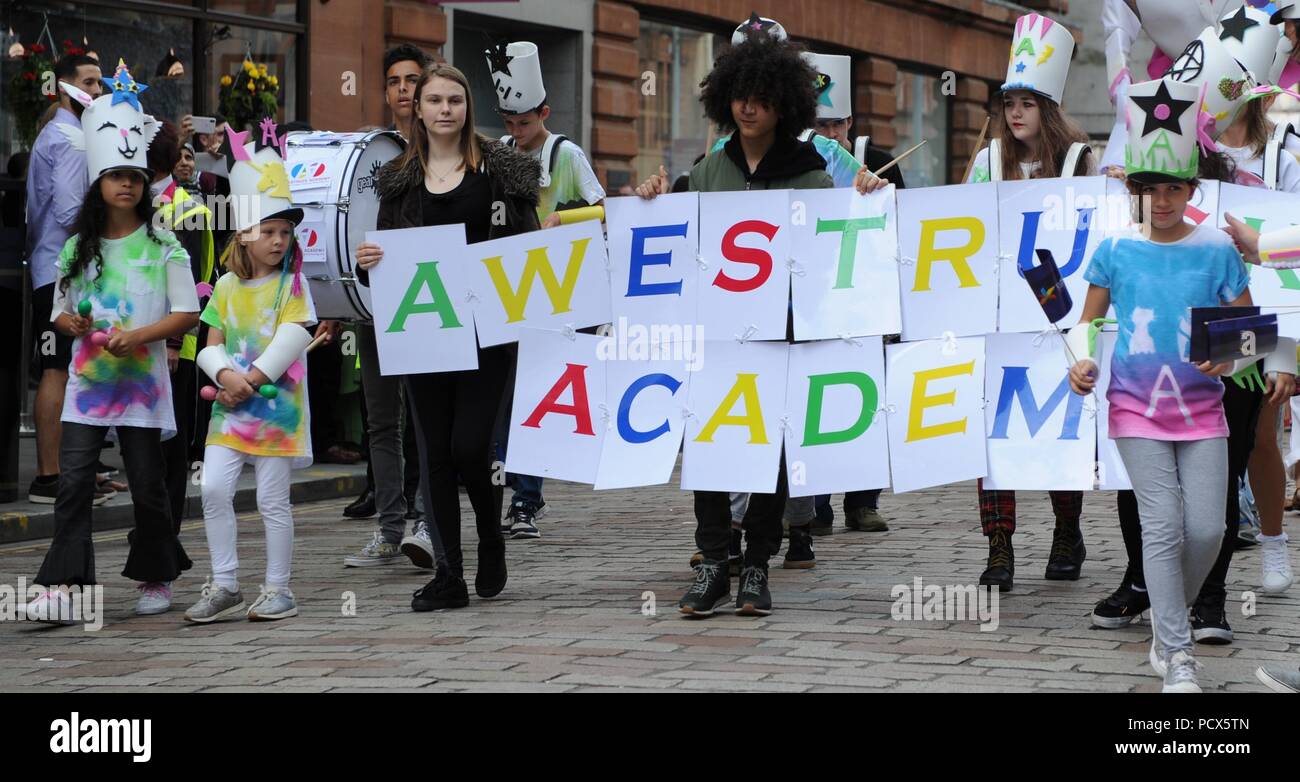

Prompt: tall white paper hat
xmin=222 ymin=117 xmax=302 ymax=233
xmin=1216 ymin=4 xmax=1283 ymax=82
xmin=1001 ymin=13 xmax=1075 ymax=105
xmin=1167 ymin=26 xmax=1253 ymax=134
xmin=804 ymin=53 xmax=852 ymax=120
xmin=486 ymin=41 xmax=546 ymax=114
xmin=1134 ymin=0 xmax=1230 ymax=57
xmin=57 ymin=59 xmax=159 ymax=180
xmin=731 ymin=13 xmax=787 ymax=45
xmin=1124 ymin=77 xmax=1201 ymax=182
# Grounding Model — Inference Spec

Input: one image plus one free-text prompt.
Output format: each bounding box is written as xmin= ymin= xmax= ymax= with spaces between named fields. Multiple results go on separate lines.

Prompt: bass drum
xmin=286 ymin=129 xmax=405 ymax=321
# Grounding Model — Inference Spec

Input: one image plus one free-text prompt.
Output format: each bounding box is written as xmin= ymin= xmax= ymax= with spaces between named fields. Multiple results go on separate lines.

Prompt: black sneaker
xmin=979 ymin=528 xmax=1014 ymax=592
xmin=411 ymin=569 xmax=469 ymax=612
xmin=735 ymin=564 xmax=772 ymax=616
xmin=1091 ymin=581 xmax=1150 ymax=629
xmin=505 ymin=501 xmax=545 ymax=540
xmin=678 ymin=560 xmax=730 ymax=617
xmin=475 ymin=543 xmax=507 ymax=598
xmin=1191 ymin=602 xmax=1233 ymax=645
xmin=28 ymin=475 xmax=58 ymax=505
xmin=783 ymin=525 xmax=816 ymax=569
xmin=728 ymin=527 xmax=742 ymax=576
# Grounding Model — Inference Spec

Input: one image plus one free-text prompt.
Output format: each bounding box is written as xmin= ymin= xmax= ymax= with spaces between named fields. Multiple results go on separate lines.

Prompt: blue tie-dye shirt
xmin=1084 ymin=225 xmax=1250 ymax=441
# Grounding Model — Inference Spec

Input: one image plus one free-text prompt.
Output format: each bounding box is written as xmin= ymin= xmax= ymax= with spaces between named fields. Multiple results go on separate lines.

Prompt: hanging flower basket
xmin=5 ymin=39 xmax=89 ymax=151
xmin=217 ymin=58 xmax=279 ymax=131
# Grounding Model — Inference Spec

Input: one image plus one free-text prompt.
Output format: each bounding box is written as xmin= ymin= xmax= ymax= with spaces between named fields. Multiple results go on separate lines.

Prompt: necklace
xmin=428 ymin=157 xmax=463 ymax=183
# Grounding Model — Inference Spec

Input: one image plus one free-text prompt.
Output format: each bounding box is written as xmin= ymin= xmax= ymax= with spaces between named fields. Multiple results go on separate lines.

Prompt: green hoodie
xmin=690 ymin=132 xmax=833 ymax=193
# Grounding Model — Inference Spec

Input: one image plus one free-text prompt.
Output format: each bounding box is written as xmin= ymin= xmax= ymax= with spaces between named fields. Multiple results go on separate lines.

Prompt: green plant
xmin=217 ymin=58 xmax=279 ymax=131
xmin=5 ymin=39 xmax=90 ymax=151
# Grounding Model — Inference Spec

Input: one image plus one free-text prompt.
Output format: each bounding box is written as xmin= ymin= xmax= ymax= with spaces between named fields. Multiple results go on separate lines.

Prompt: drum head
xmin=340 ymin=131 xmax=405 ymax=320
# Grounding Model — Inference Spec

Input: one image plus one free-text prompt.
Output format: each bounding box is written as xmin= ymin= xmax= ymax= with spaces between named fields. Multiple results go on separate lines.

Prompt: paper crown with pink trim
xmin=57 ymin=59 xmax=160 ymax=180
xmin=1124 ymin=77 xmax=1202 ymax=182
xmin=221 ymin=116 xmax=303 ymax=233
xmin=1001 ymin=13 xmax=1075 ymax=105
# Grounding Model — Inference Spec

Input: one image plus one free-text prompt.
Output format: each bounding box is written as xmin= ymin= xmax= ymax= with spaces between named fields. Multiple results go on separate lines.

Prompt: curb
xmin=0 ymin=468 xmax=366 ymax=545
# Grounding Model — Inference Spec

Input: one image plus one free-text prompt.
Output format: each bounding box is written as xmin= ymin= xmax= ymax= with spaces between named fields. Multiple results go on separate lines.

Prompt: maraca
xmin=90 ymin=331 xmax=110 ymax=347
xmin=200 ymin=384 xmax=278 ymax=401
xmin=77 ymin=299 xmax=92 ymax=318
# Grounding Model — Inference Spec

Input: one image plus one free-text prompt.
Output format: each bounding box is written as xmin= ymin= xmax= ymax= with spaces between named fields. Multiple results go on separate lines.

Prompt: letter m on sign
xmin=990 ymin=366 xmax=1083 ymax=440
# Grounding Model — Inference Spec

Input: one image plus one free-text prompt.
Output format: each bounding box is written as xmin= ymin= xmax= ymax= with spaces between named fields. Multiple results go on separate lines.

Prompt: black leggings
xmin=1117 ymin=379 xmax=1263 ymax=601
xmin=405 ymin=344 xmax=513 ymax=577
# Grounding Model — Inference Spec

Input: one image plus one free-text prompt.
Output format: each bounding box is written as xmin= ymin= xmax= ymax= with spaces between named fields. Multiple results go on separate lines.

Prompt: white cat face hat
xmin=57 ymin=59 xmax=159 ymax=180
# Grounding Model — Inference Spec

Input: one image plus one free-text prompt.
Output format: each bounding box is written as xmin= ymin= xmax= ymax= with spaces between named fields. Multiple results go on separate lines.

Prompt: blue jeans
xmin=509 ymin=472 xmax=544 ymax=507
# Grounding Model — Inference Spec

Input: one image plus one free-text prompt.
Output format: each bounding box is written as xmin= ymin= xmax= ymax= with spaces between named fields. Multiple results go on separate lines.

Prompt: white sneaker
xmin=400 ymin=521 xmax=435 ymax=569
xmin=1260 ymin=534 xmax=1294 ymax=594
xmin=134 ymin=581 xmax=172 ymax=615
xmin=1163 ymin=651 xmax=1202 ymax=693
xmin=23 ymin=589 xmax=76 ymax=625
xmin=1149 ymin=635 xmax=1167 ymax=677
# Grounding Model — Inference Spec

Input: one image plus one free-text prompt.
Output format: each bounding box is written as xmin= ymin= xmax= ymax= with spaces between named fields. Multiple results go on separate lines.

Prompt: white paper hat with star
xmin=485 ymin=41 xmax=546 ymax=114
xmin=803 ymin=53 xmax=851 ymax=121
xmin=1134 ymin=0 xmax=1228 ymax=60
xmin=1166 ymin=26 xmax=1252 ymax=135
xmin=1124 ymin=77 xmax=1201 ymax=182
xmin=731 ymin=13 xmax=787 ymax=46
xmin=1001 ymin=13 xmax=1075 ymax=105
xmin=57 ymin=59 xmax=159 ymax=180
xmin=1216 ymin=3 xmax=1282 ymax=83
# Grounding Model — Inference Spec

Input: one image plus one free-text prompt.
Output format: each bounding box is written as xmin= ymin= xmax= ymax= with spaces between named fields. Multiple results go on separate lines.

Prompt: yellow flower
xmin=243 ymin=61 xmax=255 ymax=74
xmin=258 ymin=65 xmax=267 ymax=76
xmin=247 ymin=80 xmax=256 ymax=92
xmin=269 ymin=76 xmax=278 ymax=87
xmin=220 ymin=74 xmax=232 ymax=87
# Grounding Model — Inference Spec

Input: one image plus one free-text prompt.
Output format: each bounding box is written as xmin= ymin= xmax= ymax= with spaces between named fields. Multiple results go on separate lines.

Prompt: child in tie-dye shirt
xmin=26 ymin=169 xmax=200 ymax=624
xmin=188 ymin=216 xmax=313 ymax=623
xmin=1070 ymin=176 xmax=1267 ymax=692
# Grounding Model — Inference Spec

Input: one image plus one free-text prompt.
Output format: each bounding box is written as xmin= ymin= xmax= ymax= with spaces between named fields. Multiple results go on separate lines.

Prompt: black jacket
xmin=359 ymin=134 xmax=541 ymax=286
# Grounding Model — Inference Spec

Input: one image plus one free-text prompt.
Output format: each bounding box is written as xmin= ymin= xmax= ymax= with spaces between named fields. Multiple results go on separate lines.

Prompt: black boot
xmin=1044 ymin=518 xmax=1086 ymax=580
xmin=343 ymin=489 xmax=376 ymax=519
xmin=979 ymin=528 xmax=1014 ymax=592
xmin=475 ymin=542 xmax=507 ymax=598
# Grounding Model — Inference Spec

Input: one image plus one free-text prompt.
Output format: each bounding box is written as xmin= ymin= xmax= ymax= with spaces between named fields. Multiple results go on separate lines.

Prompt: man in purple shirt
xmin=25 ymin=54 xmax=102 ymax=504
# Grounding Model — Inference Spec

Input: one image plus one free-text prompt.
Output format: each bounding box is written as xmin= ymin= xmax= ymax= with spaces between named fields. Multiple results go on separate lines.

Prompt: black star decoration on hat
xmin=1219 ymin=6 xmax=1259 ymax=44
xmin=742 ymin=12 xmax=775 ymax=39
xmin=485 ymin=42 xmax=513 ymax=77
xmin=1131 ymin=80 xmax=1195 ymax=137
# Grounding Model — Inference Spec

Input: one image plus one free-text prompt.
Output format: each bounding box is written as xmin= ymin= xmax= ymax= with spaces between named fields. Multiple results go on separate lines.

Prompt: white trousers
xmin=200 ymin=444 xmax=294 ymax=591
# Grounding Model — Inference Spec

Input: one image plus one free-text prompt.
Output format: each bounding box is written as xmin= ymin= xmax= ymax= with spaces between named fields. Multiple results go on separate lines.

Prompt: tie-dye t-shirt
xmin=515 ymin=137 xmax=606 ymax=220
xmin=1084 ymin=225 xmax=1250 ymax=441
xmin=200 ymin=272 xmax=311 ymax=458
xmin=52 ymin=226 xmax=198 ymax=437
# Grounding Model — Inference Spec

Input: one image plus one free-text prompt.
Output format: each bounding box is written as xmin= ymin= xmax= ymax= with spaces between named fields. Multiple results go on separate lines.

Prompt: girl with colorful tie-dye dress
xmin=186 ymin=118 xmax=315 ymax=623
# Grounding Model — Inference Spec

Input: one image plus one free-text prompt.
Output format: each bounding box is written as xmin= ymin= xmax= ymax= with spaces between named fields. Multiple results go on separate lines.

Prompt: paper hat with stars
xmin=731 ymin=13 xmax=787 ymax=46
xmin=1133 ymin=0 xmax=1226 ymax=61
xmin=57 ymin=59 xmax=159 ymax=180
xmin=485 ymin=41 xmax=546 ymax=114
xmin=1166 ymin=26 xmax=1253 ymax=136
xmin=1124 ymin=77 xmax=1201 ymax=183
xmin=1216 ymin=3 xmax=1282 ymax=83
xmin=1001 ymin=13 xmax=1075 ymax=105
xmin=222 ymin=116 xmax=302 ymax=233
xmin=803 ymin=53 xmax=852 ymax=121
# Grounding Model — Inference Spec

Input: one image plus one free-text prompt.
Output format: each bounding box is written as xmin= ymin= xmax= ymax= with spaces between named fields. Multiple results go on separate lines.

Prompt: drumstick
xmin=961 ymin=115 xmax=992 ymax=184
xmin=872 ymin=140 xmax=927 ymax=178
xmin=306 ymin=332 xmax=331 ymax=353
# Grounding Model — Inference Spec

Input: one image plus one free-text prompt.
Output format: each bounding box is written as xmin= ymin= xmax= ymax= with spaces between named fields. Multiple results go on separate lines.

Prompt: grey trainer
xmin=247 ymin=585 xmax=298 ymax=621
xmin=184 ymin=580 xmax=246 ymax=624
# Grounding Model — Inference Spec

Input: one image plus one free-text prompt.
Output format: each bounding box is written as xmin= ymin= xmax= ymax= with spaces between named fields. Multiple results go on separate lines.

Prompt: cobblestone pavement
xmin=1 ymin=475 xmax=1296 ymax=692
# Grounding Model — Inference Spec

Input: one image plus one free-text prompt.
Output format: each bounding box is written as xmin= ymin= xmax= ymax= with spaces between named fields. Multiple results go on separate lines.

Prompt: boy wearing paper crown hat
xmin=484 ymin=40 xmax=606 ymax=542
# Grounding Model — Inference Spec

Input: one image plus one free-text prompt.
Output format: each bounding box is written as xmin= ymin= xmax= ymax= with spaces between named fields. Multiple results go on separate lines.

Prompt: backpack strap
xmin=988 ymin=138 xmax=1003 ymax=182
xmin=1063 ymin=142 xmax=1089 ymax=177
xmin=538 ymin=133 xmax=567 ymax=188
xmin=853 ymin=135 xmax=870 ymax=166
xmin=798 ymin=128 xmax=816 ymax=143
